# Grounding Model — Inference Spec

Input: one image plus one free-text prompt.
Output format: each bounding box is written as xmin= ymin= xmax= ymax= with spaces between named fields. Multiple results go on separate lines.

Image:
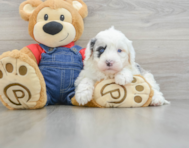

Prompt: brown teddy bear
xmin=0 ymin=0 xmax=88 ymax=109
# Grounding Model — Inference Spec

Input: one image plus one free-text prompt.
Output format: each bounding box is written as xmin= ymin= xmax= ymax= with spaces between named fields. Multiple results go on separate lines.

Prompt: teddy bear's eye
xmin=60 ymin=15 xmax=65 ymax=21
xmin=44 ymin=14 xmax=48 ymax=21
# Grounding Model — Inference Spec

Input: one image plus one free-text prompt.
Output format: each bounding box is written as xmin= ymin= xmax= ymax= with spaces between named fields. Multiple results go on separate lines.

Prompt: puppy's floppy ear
xmin=127 ymin=40 xmax=136 ymax=66
xmin=19 ymin=0 xmax=42 ymax=21
xmin=71 ymin=0 xmax=88 ymax=19
xmin=85 ymin=38 xmax=97 ymax=61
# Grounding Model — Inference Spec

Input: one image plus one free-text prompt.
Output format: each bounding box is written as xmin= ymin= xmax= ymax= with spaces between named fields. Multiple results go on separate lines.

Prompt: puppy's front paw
xmin=75 ymin=85 xmax=94 ymax=105
xmin=115 ymin=73 xmax=133 ymax=86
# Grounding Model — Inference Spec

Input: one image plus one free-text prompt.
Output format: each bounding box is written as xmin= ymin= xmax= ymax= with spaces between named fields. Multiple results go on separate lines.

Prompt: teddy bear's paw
xmin=0 ymin=57 xmax=42 ymax=109
xmin=93 ymin=75 xmax=153 ymax=108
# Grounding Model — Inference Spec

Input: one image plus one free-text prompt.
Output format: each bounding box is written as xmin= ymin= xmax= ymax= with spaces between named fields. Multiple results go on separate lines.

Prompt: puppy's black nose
xmin=107 ymin=62 xmax=112 ymax=67
xmin=43 ymin=21 xmax=63 ymax=35
xmin=106 ymin=60 xmax=114 ymax=67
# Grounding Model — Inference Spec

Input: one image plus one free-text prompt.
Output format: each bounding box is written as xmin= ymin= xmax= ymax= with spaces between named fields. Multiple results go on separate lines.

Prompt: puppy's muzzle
xmin=43 ymin=21 xmax=63 ymax=35
xmin=106 ymin=60 xmax=114 ymax=67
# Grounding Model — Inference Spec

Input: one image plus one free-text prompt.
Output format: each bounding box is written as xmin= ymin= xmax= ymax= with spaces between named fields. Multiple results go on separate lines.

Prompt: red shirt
xmin=27 ymin=42 xmax=86 ymax=64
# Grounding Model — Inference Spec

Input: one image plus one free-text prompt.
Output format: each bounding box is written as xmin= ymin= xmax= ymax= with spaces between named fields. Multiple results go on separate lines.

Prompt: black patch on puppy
xmin=90 ymin=38 xmax=97 ymax=57
xmin=97 ymin=45 xmax=107 ymax=58
xmin=90 ymin=38 xmax=97 ymax=51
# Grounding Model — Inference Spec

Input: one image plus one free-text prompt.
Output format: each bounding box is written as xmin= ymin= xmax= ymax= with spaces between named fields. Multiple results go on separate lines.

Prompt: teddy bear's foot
xmin=93 ymin=75 xmax=154 ymax=108
xmin=0 ymin=50 xmax=47 ymax=110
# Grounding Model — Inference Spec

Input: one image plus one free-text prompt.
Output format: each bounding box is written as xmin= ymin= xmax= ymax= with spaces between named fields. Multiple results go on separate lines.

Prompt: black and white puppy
xmin=75 ymin=27 xmax=170 ymax=106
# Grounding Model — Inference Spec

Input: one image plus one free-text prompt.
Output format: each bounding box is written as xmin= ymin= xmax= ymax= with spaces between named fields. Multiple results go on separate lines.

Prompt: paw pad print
xmin=93 ymin=75 xmax=153 ymax=108
xmin=0 ymin=57 xmax=41 ymax=109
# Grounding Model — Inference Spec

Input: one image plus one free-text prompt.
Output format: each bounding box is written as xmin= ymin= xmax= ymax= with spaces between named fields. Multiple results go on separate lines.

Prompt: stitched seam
xmin=53 ymin=52 xmax=73 ymax=55
xmin=61 ymin=70 xmax=73 ymax=92
xmin=61 ymin=70 xmax=64 ymax=93
xmin=39 ymin=61 xmax=83 ymax=67
xmin=66 ymin=69 xmax=72 ymax=91
xmin=40 ymin=61 xmax=80 ymax=64
xmin=40 ymin=60 xmax=82 ymax=63
xmin=0 ymin=61 xmax=7 ymax=76
xmin=65 ymin=70 xmax=72 ymax=91
xmin=78 ymin=52 xmax=83 ymax=63
xmin=39 ymin=66 xmax=81 ymax=71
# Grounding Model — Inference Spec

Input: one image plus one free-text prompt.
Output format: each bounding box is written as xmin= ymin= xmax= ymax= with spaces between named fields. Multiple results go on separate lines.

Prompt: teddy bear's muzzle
xmin=43 ymin=21 xmax=63 ymax=35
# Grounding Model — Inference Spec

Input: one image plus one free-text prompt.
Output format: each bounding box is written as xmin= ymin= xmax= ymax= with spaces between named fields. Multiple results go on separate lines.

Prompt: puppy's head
xmin=85 ymin=27 xmax=135 ymax=75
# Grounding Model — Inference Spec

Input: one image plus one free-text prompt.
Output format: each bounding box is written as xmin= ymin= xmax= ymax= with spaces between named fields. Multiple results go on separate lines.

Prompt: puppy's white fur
xmin=75 ymin=27 xmax=170 ymax=106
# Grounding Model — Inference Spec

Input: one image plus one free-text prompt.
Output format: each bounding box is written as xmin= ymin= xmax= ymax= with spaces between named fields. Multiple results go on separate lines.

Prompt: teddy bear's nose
xmin=43 ymin=21 xmax=63 ymax=35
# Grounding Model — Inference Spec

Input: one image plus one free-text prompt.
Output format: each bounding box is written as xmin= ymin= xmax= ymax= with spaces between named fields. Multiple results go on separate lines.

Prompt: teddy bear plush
xmin=0 ymin=0 xmax=88 ymax=109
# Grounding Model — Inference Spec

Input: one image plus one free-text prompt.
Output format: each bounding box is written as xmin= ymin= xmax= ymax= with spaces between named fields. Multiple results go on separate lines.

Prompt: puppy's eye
xmin=97 ymin=46 xmax=107 ymax=58
xmin=118 ymin=49 xmax=122 ymax=53
xmin=60 ymin=15 xmax=65 ymax=21
xmin=99 ymin=48 xmax=105 ymax=53
xmin=44 ymin=14 xmax=48 ymax=21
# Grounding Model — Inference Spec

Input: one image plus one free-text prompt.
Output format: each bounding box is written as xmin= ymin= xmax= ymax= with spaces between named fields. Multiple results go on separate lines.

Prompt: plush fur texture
xmin=71 ymin=0 xmax=88 ymax=19
xmin=75 ymin=27 xmax=170 ymax=106
xmin=19 ymin=0 xmax=43 ymax=21
xmin=20 ymin=47 xmax=37 ymax=63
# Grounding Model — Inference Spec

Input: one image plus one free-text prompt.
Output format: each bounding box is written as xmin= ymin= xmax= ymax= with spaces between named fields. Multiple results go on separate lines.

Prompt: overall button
xmin=49 ymin=47 xmax=54 ymax=51
xmin=72 ymin=48 xmax=77 ymax=53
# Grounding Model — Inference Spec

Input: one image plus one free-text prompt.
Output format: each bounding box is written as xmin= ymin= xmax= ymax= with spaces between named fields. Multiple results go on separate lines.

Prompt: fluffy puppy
xmin=75 ymin=27 xmax=170 ymax=106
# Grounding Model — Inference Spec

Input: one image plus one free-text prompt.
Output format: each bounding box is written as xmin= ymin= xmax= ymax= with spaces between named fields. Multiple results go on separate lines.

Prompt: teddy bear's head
xmin=19 ymin=0 xmax=88 ymax=47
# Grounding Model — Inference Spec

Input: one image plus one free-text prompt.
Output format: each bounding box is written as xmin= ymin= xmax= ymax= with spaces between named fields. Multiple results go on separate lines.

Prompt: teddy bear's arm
xmin=20 ymin=46 xmax=37 ymax=63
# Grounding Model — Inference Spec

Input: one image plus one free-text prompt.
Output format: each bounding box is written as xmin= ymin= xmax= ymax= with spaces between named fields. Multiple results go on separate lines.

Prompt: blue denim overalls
xmin=38 ymin=44 xmax=83 ymax=105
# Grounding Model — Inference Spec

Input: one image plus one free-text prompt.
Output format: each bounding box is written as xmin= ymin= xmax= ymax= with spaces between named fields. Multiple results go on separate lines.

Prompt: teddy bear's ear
xmin=19 ymin=0 xmax=43 ymax=21
xmin=71 ymin=0 xmax=88 ymax=19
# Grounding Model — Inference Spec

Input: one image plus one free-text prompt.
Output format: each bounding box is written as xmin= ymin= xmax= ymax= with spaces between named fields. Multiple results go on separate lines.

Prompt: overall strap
xmin=39 ymin=44 xmax=57 ymax=54
xmin=70 ymin=45 xmax=83 ymax=54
